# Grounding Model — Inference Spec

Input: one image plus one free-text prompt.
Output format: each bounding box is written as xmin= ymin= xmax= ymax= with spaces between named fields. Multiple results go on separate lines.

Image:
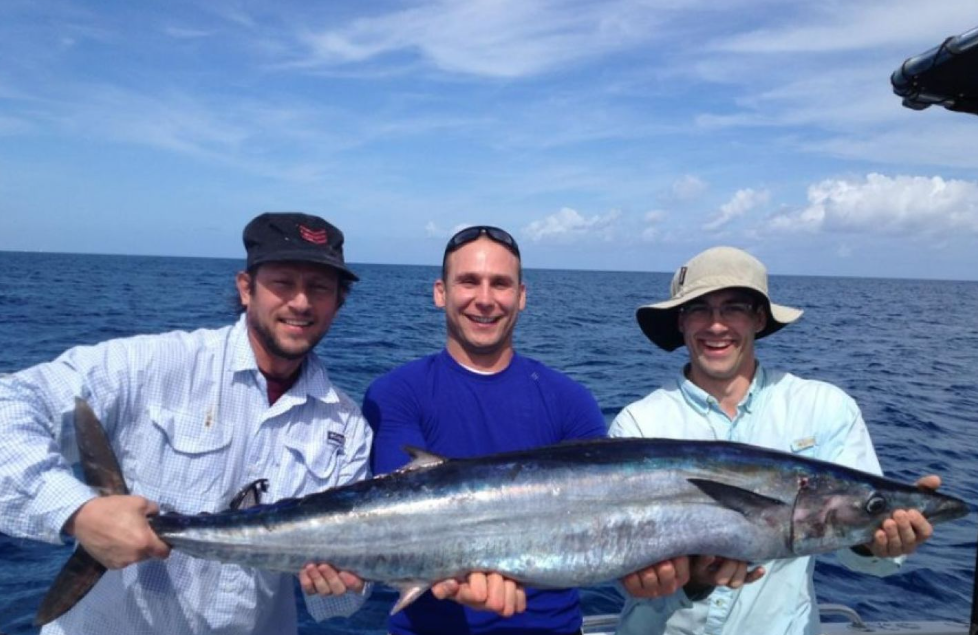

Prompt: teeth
xmin=470 ymin=316 xmax=497 ymax=324
xmin=283 ymin=319 xmax=312 ymax=327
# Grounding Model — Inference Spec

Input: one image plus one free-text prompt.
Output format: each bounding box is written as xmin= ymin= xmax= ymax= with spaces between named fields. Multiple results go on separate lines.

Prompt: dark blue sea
xmin=0 ymin=251 xmax=975 ymax=633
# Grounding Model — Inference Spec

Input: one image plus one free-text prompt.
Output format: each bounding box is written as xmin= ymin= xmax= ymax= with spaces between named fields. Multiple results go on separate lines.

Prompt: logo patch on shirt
xmin=791 ymin=436 xmax=816 ymax=452
xmin=328 ymin=431 xmax=345 ymax=446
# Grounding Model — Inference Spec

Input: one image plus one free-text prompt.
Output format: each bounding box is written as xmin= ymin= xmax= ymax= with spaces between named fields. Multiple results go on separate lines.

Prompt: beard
xmin=247 ymin=311 xmax=319 ymax=362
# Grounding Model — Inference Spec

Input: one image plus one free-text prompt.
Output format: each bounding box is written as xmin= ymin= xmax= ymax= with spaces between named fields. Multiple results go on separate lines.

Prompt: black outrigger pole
xmin=891 ymin=24 xmax=978 ymax=116
xmin=892 ymin=27 xmax=978 ymax=626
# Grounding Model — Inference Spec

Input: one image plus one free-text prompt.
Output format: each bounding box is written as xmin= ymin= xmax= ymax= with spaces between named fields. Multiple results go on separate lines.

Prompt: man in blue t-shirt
xmin=364 ymin=226 xmax=674 ymax=635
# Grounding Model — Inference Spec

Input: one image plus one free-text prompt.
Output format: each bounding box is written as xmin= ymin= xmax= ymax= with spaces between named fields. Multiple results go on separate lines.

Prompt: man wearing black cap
xmin=608 ymin=246 xmax=941 ymax=635
xmin=0 ymin=212 xmax=371 ymax=634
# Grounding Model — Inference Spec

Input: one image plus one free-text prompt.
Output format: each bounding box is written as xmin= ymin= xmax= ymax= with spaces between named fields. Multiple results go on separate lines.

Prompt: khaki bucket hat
xmin=637 ymin=246 xmax=803 ymax=351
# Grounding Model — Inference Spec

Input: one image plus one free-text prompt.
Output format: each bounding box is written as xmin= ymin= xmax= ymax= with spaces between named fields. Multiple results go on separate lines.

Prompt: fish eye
xmin=865 ymin=494 xmax=887 ymax=514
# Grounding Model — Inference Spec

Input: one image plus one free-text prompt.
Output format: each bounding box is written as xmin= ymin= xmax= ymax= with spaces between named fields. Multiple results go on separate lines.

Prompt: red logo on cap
xmin=299 ymin=225 xmax=328 ymax=245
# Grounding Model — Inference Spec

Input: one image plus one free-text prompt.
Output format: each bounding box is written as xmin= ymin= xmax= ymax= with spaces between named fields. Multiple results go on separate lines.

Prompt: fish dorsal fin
xmin=390 ymin=581 xmax=432 ymax=614
xmin=399 ymin=446 xmax=448 ymax=472
xmin=227 ymin=478 xmax=269 ymax=511
xmin=688 ymin=478 xmax=787 ymax=517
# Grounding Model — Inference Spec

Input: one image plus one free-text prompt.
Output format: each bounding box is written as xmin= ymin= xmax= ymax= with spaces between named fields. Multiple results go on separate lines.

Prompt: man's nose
xmin=474 ymin=281 xmax=493 ymax=305
xmin=289 ymin=287 xmax=312 ymax=310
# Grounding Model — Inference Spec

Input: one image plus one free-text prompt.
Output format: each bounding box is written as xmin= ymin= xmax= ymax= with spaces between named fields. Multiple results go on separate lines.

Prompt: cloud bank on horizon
xmin=1 ymin=0 xmax=976 ymax=280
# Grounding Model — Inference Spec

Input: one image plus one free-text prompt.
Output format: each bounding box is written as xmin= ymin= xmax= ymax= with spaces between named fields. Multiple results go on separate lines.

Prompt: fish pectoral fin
xmin=399 ymin=446 xmax=448 ymax=472
xmin=688 ymin=478 xmax=787 ymax=517
xmin=390 ymin=581 xmax=432 ymax=614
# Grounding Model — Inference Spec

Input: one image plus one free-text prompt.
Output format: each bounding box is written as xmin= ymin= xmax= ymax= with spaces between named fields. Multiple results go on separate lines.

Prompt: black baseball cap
xmin=243 ymin=212 xmax=359 ymax=281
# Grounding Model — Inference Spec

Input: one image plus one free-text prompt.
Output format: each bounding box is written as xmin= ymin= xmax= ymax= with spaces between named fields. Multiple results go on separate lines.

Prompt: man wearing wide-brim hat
xmin=609 ymin=246 xmax=942 ymax=635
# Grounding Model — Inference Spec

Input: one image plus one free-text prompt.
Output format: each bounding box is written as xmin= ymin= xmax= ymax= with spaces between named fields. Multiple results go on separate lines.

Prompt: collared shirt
xmin=608 ymin=364 xmax=900 ymax=635
xmin=0 ymin=315 xmax=371 ymax=634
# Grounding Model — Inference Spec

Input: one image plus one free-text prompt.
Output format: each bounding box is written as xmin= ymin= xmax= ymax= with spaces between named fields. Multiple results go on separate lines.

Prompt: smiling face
xmin=434 ymin=236 xmax=526 ymax=372
xmin=236 ymin=261 xmax=342 ymax=378
xmin=678 ymin=288 xmax=767 ymax=398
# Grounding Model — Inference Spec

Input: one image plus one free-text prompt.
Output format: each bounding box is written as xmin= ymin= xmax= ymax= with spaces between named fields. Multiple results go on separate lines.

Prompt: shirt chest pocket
xmin=280 ymin=420 xmax=346 ymax=495
xmin=140 ymin=404 xmax=233 ymax=511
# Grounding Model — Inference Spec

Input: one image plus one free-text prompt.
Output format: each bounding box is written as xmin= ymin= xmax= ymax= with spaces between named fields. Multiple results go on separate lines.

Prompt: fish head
xmin=789 ymin=466 xmax=969 ymax=555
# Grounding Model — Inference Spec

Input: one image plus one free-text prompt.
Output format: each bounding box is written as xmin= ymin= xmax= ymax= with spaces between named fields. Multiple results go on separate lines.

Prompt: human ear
xmin=236 ymin=272 xmax=252 ymax=308
xmin=433 ymin=279 xmax=446 ymax=308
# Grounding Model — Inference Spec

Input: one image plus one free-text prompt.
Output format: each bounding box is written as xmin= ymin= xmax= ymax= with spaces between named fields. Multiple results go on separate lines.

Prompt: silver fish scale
xmin=154 ymin=438 xmax=968 ymax=589
xmin=160 ymin=447 xmax=786 ymax=585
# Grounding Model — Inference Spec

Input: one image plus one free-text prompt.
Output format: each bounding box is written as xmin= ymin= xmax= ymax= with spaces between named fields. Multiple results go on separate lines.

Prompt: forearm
xmin=0 ymin=373 xmax=96 ymax=542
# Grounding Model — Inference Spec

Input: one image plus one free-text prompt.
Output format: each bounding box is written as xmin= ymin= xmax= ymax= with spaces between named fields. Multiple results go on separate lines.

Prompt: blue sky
xmin=2 ymin=1 xmax=977 ymax=280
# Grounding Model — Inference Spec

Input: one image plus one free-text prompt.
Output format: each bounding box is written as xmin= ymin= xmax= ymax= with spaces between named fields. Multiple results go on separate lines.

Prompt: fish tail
xmin=34 ymin=398 xmax=129 ymax=626
xmin=34 ymin=547 xmax=106 ymax=626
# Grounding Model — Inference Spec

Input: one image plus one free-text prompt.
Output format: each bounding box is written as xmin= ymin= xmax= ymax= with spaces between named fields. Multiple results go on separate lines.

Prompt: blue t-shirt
xmin=363 ymin=350 xmax=607 ymax=635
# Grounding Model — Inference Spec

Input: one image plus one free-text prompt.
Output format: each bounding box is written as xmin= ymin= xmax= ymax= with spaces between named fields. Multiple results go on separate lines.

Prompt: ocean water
xmin=0 ymin=251 xmax=975 ymax=633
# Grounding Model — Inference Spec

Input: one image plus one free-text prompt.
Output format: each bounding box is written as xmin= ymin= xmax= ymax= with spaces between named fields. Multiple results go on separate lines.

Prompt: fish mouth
xmin=923 ymin=495 xmax=971 ymax=524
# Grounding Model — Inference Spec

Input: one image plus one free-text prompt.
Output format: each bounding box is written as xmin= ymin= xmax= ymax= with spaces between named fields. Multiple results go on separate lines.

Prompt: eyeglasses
xmin=679 ymin=301 xmax=756 ymax=322
xmin=444 ymin=226 xmax=520 ymax=259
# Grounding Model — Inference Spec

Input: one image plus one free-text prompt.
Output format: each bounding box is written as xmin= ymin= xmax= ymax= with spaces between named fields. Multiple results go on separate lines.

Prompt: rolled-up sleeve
xmin=0 ymin=355 xmax=105 ymax=542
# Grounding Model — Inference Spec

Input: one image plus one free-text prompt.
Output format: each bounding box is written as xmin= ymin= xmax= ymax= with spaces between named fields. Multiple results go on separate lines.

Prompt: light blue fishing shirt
xmin=609 ymin=364 xmax=901 ymax=635
xmin=0 ymin=314 xmax=371 ymax=634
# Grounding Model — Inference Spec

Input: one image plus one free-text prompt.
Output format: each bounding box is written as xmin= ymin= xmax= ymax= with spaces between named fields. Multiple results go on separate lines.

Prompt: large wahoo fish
xmin=38 ymin=399 xmax=969 ymax=624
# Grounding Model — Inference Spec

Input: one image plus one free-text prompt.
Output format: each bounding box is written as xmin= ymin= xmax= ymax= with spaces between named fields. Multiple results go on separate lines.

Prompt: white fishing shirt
xmin=609 ymin=364 xmax=901 ymax=635
xmin=0 ymin=314 xmax=371 ymax=634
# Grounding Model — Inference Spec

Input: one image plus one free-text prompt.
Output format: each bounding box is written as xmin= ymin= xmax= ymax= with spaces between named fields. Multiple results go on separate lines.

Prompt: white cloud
xmin=0 ymin=114 xmax=32 ymax=135
xmin=685 ymin=2 xmax=978 ymax=161
xmin=522 ymin=207 xmax=620 ymax=242
xmin=715 ymin=0 xmax=977 ymax=54
xmin=298 ymin=0 xmax=661 ymax=78
xmin=695 ymin=65 xmax=898 ymax=132
xmin=425 ymin=222 xmax=478 ymax=239
xmin=163 ymin=26 xmax=213 ymax=39
xmin=642 ymin=209 xmax=666 ymax=242
xmin=770 ymin=173 xmax=978 ymax=235
xmin=704 ymin=188 xmax=770 ymax=231
xmin=806 ymin=123 xmax=978 ymax=170
xmin=670 ymin=174 xmax=707 ymax=201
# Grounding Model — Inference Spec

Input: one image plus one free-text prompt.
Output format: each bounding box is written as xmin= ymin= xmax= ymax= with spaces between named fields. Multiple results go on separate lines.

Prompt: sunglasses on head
xmin=444 ymin=225 xmax=520 ymax=259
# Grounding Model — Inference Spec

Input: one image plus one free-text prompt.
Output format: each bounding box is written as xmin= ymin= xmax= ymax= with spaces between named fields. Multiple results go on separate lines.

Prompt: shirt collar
xmin=229 ymin=313 xmax=339 ymax=404
xmin=740 ymin=363 xmax=766 ymax=413
xmin=677 ymin=362 xmax=766 ymax=416
xmin=441 ymin=348 xmax=517 ymax=378
xmin=294 ymin=351 xmax=339 ymax=405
